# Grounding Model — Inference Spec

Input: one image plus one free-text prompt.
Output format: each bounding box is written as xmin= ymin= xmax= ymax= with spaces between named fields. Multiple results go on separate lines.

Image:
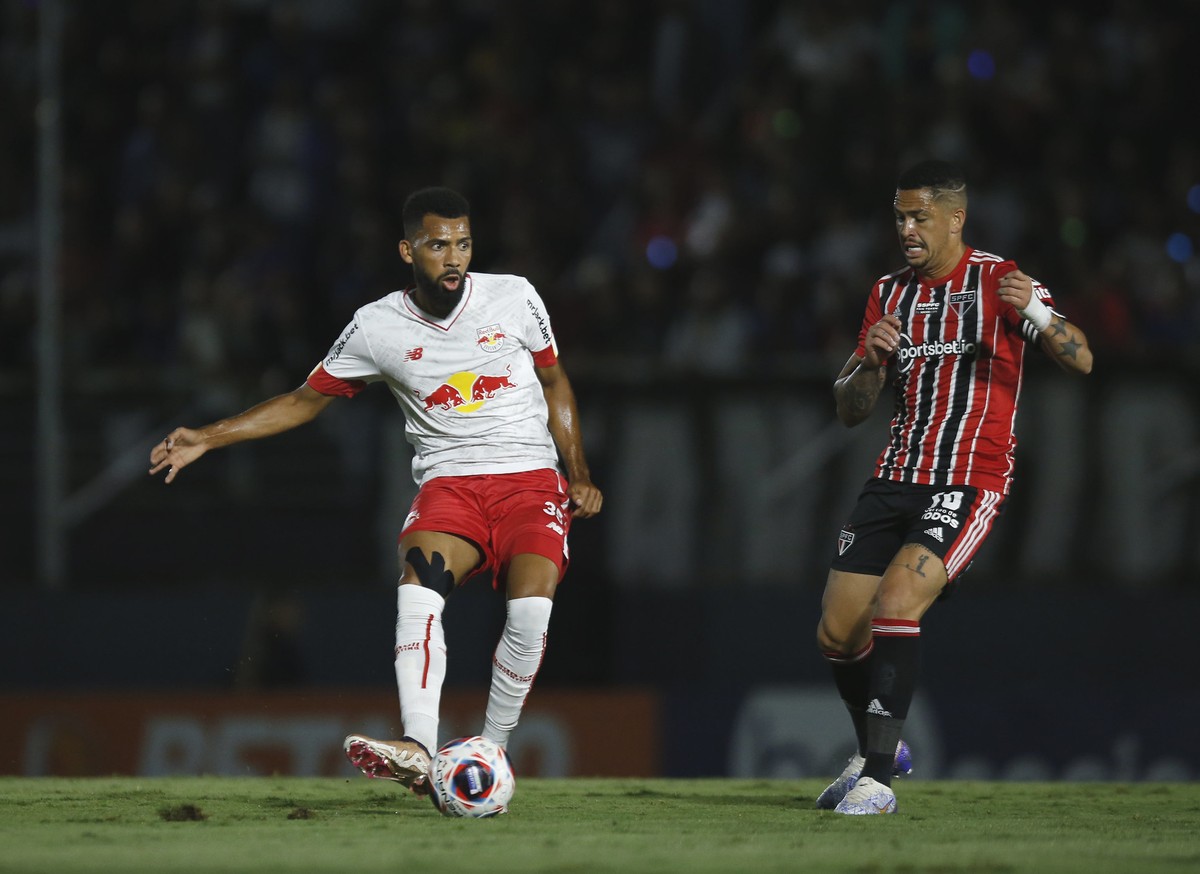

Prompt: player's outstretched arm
xmin=997 ymin=269 xmax=1093 ymax=375
xmin=149 ymin=384 xmax=337 ymax=484
xmin=536 ymin=362 xmax=602 ymax=518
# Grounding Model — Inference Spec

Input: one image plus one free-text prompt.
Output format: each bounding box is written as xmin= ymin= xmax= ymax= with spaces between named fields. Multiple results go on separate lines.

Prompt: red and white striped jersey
xmin=306 ymin=272 xmax=562 ymax=486
xmin=853 ymin=248 xmax=1057 ymax=495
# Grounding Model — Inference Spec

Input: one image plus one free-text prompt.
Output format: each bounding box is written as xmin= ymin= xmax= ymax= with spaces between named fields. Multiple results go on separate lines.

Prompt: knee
xmin=816 ymin=614 xmax=868 ymax=657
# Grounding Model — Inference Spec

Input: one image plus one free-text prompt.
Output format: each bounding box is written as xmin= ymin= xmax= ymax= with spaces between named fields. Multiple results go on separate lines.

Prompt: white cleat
xmin=816 ymin=753 xmax=866 ymax=810
xmin=833 ymin=776 xmax=897 ymax=815
xmin=816 ymin=740 xmax=911 ymax=809
xmin=344 ymin=734 xmax=431 ymax=790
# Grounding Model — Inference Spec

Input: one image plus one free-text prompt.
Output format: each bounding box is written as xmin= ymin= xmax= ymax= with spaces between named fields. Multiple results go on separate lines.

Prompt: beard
xmin=413 ymin=265 xmax=465 ymax=317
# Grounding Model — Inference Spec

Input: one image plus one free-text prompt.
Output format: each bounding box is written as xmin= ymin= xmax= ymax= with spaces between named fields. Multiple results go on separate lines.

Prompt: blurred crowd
xmin=2 ymin=0 xmax=1198 ymax=399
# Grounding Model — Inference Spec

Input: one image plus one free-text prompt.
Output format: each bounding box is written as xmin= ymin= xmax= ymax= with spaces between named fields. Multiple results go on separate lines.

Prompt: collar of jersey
xmin=403 ymin=274 xmax=473 ymax=330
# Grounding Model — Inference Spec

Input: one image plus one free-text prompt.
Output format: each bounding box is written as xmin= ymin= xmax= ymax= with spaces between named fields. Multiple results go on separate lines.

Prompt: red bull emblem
xmin=470 ymin=365 xmax=516 ymax=401
xmin=416 ymin=383 xmax=467 ymax=411
xmin=476 ymin=323 xmax=507 ymax=353
xmin=417 ymin=368 xmax=517 ymax=413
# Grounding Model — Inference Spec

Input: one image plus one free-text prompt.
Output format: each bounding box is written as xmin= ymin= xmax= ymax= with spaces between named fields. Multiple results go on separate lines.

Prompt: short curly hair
xmin=402 ymin=187 xmax=471 ymax=238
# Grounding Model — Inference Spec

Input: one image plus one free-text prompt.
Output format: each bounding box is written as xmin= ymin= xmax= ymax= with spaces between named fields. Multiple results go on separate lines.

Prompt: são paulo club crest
xmin=476 ymin=324 xmax=507 ymax=353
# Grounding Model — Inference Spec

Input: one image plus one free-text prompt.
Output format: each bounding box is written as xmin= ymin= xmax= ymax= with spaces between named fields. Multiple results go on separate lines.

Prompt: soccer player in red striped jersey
xmin=815 ymin=160 xmax=1092 ymax=815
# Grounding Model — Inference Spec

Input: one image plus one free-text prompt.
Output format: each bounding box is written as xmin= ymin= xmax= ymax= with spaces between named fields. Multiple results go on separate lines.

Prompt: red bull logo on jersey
xmin=476 ymin=324 xmax=507 ymax=353
xmin=416 ymin=367 xmax=518 ymax=413
xmin=893 ymin=334 xmax=977 ymax=374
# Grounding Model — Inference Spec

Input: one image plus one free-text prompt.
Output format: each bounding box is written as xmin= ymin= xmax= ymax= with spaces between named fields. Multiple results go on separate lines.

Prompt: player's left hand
xmin=567 ymin=479 xmax=603 ymax=518
xmin=996 ymin=269 xmax=1034 ymax=310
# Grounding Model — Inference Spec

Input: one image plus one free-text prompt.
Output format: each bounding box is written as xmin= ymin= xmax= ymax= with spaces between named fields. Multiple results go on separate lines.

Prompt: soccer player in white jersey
xmin=150 ymin=187 xmax=603 ymax=797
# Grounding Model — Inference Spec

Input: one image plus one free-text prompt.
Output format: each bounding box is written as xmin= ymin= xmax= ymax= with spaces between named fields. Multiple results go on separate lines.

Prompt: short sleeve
xmin=306 ymin=316 xmax=378 ymax=396
xmin=522 ymin=283 xmax=559 ymax=365
xmin=853 ymin=282 xmax=885 ymax=359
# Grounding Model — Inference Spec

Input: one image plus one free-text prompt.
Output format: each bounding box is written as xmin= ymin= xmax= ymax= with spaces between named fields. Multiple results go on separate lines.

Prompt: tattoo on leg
xmin=902 ymin=554 xmax=929 ymax=577
xmin=896 ymin=544 xmax=936 ymax=578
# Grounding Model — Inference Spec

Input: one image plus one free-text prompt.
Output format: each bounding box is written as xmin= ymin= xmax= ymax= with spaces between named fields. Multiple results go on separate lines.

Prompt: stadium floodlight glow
xmin=1165 ymin=232 xmax=1193 ymax=264
xmin=645 ymin=235 xmax=678 ymax=270
xmin=967 ymin=50 xmax=996 ymax=81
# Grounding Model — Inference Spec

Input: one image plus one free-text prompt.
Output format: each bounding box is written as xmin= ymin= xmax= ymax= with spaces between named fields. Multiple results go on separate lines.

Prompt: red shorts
xmin=400 ymin=468 xmax=573 ymax=585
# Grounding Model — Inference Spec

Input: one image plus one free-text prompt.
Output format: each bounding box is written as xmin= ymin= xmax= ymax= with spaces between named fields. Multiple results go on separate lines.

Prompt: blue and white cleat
xmin=833 ymin=776 xmax=897 ymax=815
xmin=815 ymin=740 xmax=911 ymax=809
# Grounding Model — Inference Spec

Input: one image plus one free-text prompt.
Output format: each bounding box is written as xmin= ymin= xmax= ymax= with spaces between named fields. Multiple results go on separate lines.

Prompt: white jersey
xmin=307 ymin=272 xmax=561 ymax=485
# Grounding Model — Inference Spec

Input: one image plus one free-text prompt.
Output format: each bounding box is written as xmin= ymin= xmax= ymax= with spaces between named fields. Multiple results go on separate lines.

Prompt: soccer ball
xmin=429 ymin=736 xmax=515 ymax=818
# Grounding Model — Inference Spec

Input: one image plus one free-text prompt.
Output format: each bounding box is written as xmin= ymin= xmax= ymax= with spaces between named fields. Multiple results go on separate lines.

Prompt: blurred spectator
xmin=2 ymin=0 xmax=1195 ymax=392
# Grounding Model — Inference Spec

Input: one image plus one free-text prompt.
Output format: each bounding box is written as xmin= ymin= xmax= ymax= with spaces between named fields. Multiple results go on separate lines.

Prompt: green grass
xmin=1 ymin=778 xmax=1197 ymax=873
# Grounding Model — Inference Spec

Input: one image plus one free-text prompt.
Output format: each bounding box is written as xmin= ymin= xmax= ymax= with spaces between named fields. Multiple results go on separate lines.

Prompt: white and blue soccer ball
xmin=430 ymin=736 xmax=515 ymax=818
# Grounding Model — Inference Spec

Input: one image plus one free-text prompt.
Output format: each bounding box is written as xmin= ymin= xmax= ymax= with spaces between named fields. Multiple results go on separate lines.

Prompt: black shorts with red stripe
xmin=830 ymin=477 xmax=1006 ymax=583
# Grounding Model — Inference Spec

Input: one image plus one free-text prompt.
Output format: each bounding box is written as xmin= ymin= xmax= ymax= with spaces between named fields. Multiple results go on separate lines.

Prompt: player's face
xmin=893 ymin=188 xmax=964 ymax=279
xmin=400 ymin=215 xmax=473 ymax=314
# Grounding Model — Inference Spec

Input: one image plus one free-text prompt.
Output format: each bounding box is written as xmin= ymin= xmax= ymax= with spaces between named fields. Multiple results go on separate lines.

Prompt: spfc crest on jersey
xmin=949 ymin=290 xmax=976 ymax=318
xmin=476 ymin=323 xmax=507 ymax=352
xmin=837 ymin=527 xmax=855 ymax=556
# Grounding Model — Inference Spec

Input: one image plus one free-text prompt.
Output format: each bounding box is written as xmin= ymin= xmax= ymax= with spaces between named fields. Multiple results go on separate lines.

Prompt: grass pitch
xmin=1 ymin=777 xmax=1197 ymax=873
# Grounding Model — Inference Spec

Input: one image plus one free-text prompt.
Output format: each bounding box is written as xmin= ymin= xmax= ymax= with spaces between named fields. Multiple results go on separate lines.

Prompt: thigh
xmin=398 ymin=530 xmax=484 ymax=589
xmin=876 ymin=542 xmax=949 ymax=621
xmin=504 ymin=553 xmax=561 ymax=601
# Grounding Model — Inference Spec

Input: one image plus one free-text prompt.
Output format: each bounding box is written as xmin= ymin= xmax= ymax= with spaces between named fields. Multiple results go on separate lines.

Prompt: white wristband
xmin=1019 ymin=295 xmax=1052 ymax=331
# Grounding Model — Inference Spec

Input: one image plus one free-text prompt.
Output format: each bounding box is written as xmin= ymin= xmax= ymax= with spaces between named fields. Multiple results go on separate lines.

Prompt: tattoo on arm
xmin=1057 ymin=337 xmax=1082 ymax=360
xmin=846 ymin=380 xmax=878 ymax=417
xmin=1045 ymin=318 xmax=1082 ymax=360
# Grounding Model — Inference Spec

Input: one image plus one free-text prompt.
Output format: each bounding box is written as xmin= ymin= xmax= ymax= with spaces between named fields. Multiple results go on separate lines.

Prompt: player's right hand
xmin=149 ymin=427 xmax=207 ymax=484
xmin=863 ymin=314 xmax=903 ymax=368
xmin=567 ymin=478 xmax=603 ymax=519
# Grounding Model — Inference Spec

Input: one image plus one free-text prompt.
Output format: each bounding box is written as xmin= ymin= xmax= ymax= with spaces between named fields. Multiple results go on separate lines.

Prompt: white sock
xmin=482 ymin=596 xmax=553 ymax=747
xmin=393 ymin=584 xmax=446 ymax=754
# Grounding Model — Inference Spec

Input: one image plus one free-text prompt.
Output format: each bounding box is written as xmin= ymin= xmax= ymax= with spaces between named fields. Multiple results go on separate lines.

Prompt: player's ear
xmin=398 ymin=240 xmax=414 ymax=264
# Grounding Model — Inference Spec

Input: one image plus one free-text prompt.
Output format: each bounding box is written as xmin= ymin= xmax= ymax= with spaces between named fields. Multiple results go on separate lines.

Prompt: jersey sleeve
xmin=853 ymin=281 xmax=886 ymax=359
xmin=522 ymin=281 xmax=560 ymax=367
xmin=992 ymin=261 xmax=1062 ymax=344
xmin=306 ymin=316 xmax=377 ymax=397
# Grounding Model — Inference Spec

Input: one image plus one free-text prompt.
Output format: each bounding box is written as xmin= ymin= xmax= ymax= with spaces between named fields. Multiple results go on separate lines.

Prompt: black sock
xmin=824 ymin=642 xmax=873 ymax=755
xmin=860 ymin=619 xmax=920 ymax=786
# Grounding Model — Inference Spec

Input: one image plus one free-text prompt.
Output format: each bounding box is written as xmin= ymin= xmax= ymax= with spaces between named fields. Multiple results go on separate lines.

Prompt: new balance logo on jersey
xmin=867 ymin=698 xmax=892 ymax=717
xmin=924 ymin=527 xmax=944 ymax=542
xmin=405 ymin=347 xmax=423 ymax=361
